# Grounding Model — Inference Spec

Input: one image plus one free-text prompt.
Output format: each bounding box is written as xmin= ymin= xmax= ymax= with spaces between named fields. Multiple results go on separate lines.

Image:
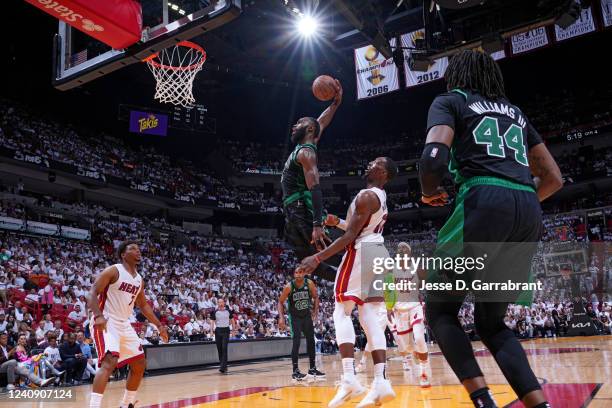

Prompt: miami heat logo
xmin=117 ymin=282 xmax=140 ymax=295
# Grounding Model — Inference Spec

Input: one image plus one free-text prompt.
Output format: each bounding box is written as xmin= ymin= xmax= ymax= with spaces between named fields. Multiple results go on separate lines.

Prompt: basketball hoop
xmin=143 ymin=41 xmax=206 ymax=107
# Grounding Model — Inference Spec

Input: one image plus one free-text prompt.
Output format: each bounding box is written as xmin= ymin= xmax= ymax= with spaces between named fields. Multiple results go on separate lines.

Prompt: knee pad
xmin=333 ymin=302 xmax=355 ymax=345
xmin=358 ymin=303 xmax=387 ymax=351
xmin=412 ymin=323 xmax=428 ymax=354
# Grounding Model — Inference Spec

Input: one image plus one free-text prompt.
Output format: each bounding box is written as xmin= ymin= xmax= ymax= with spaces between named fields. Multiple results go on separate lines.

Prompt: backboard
xmin=52 ymin=0 xmax=242 ymax=90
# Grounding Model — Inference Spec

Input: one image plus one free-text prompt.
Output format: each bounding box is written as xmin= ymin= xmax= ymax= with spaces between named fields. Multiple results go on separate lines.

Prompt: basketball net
xmin=144 ymin=41 xmax=206 ymax=107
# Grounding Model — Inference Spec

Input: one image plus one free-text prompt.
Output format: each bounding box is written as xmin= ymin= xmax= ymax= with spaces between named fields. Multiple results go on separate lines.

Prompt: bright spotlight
xmin=297 ymin=15 xmax=318 ymax=37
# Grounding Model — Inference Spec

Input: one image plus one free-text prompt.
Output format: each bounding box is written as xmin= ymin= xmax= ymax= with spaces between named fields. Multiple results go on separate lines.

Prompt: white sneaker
xmin=356 ymin=378 xmax=396 ymax=408
xmin=402 ymin=357 xmax=411 ymax=371
xmin=418 ymin=363 xmax=431 ymax=388
xmin=39 ymin=377 xmax=55 ymax=387
xmin=328 ymin=376 xmax=367 ymax=408
xmin=6 ymin=384 xmax=15 ymax=390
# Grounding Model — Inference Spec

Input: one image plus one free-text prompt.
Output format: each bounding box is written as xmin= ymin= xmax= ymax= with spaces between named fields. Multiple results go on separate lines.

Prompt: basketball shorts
xmin=427 ymin=177 xmax=542 ymax=303
xmin=283 ymin=200 xmax=340 ymax=281
xmin=335 ymin=242 xmax=392 ymax=304
xmin=394 ymin=302 xmax=424 ymax=336
xmin=90 ymin=317 xmax=144 ymax=368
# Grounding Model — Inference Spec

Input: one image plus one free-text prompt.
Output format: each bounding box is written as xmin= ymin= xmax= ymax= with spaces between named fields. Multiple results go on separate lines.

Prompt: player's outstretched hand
xmin=421 ymin=188 xmax=449 ymax=207
xmin=324 ymin=214 xmax=340 ymax=227
xmin=299 ymin=257 xmax=319 ymax=275
xmin=94 ymin=315 xmax=107 ymax=332
xmin=332 ymin=79 xmax=343 ymax=106
xmin=159 ymin=325 xmax=169 ymax=343
xmin=311 ymin=226 xmax=331 ymax=251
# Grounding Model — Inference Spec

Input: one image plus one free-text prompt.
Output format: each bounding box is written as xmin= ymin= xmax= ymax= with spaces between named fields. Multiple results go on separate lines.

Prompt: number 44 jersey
xmin=426 ymin=88 xmax=542 ymax=188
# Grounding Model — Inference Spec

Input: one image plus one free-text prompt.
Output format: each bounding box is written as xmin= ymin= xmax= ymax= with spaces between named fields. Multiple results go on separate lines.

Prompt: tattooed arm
xmin=528 ymin=143 xmax=563 ymax=202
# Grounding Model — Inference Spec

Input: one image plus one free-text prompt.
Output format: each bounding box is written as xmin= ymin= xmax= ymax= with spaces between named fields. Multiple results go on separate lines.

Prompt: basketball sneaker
xmin=356 ymin=378 xmax=396 ymax=408
xmin=418 ymin=362 xmax=431 ymax=388
xmin=308 ymin=368 xmax=326 ymax=380
xmin=328 ymin=375 xmax=367 ymax=408
xmin=292 ymin=369 xmax=308 ymax=382
xmin=402 ymin=356 xmax=411 ymax=371
xmin=40 ymin=377 xmax=55 ymax=387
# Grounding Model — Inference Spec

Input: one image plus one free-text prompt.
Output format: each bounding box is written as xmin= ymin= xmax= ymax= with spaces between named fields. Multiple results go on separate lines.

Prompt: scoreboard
xmin=119 ymin=104 xmax=216 ymax=134
xmin=171 ymin=104 xmax=215 ymax=132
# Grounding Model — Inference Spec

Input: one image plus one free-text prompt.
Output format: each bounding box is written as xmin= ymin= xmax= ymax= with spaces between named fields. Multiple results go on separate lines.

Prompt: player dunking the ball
xmin=87 ymin=241 xmax=168 ymax=408
xmin=301 ymin=157 xmax=398 ymax=408
xmin=419 ymin=50 xmax=562 ymax=408
xmin=281 ymin=78 xmax=342 ymax=281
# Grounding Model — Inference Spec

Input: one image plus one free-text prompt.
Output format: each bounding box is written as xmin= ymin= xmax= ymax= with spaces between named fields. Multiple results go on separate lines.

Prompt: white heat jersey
xmin=394 ymin=262 xmax=421 ymax=305
xmin=345 ymin=187 xmax=387 ymax=248
xmin=99 ymin=263 xmax=142 ymax=321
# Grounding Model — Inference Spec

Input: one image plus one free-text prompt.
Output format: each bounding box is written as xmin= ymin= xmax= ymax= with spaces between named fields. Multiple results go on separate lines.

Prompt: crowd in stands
xmin=1 ymin=97 xmax=612 ymax=218
xmin=458 ymin=297 xmax=612 ymax=342
xmin=0 ymin=93 xmax=611 ymax=391
xmin=522 ymin=87 xmax=612 ymax=137
xmin=0 ymin=185 xmax=609 ymax=390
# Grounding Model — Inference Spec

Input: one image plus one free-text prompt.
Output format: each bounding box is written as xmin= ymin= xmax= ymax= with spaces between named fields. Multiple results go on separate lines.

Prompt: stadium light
xmin=297 ymin=15 xmax=318 ymax=37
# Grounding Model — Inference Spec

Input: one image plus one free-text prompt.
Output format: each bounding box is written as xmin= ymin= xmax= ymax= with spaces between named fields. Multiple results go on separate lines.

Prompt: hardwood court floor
xmin=4 ymin=336 xmax=611 ymax=408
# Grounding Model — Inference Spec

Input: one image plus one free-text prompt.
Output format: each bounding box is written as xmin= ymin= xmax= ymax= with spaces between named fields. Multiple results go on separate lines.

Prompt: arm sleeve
xmin=310 ymin=184 xmax=323 ymax=226
xmin=426 ymin=93 xmax=461 ymax=133
xmin=419 ymin=142 xmax=450 ymax=196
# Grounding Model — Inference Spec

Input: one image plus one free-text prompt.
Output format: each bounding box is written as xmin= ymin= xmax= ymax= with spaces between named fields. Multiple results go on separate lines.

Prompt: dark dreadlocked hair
xmin=445 ymin=50 xmax=506 ymax=100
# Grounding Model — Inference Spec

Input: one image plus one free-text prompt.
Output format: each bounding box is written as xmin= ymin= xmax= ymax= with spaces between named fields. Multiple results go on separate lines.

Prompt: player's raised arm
xmin=316 ymin=79 xmax=343 ymax=139
xmin=297 ymin=148 xmax=330 ymax=250
xmin=135 ymin=282 xmax=168 ymax=343
xmin=87 ymin=265 xmax=119 ymax=331
xmin=277 ymin=283 xmax=291 ymax=331
xmin=528 ymin=143 xmax=563 ymax=202
xmin=300 ymin=190 xmax=379 ymax=274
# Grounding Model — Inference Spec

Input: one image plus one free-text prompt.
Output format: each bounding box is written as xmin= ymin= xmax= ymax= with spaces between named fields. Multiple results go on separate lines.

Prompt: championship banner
xmin=61 ymin=226 xmax=91 ymax=240
xmin=603 ymin=0 xmax=612 ymax=27
xmin=0 ymin=217 xmax=25 ymax=231
xmin=26 ymin=221 xmax=59 ymax=236
xmin=554 ymin=7 xmax=595 ymax=42
xmin=401 ymin=30 xmax=449 ymax=88
xmin=354 ymin=39 xmax=400 ymax=100
xmin=511 ymin=27 xmax=549 ymax=55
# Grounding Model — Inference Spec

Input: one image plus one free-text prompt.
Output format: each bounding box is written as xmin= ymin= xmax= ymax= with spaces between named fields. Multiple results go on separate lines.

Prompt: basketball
xmin=312 ymin=75 xmax=337 ymax=101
